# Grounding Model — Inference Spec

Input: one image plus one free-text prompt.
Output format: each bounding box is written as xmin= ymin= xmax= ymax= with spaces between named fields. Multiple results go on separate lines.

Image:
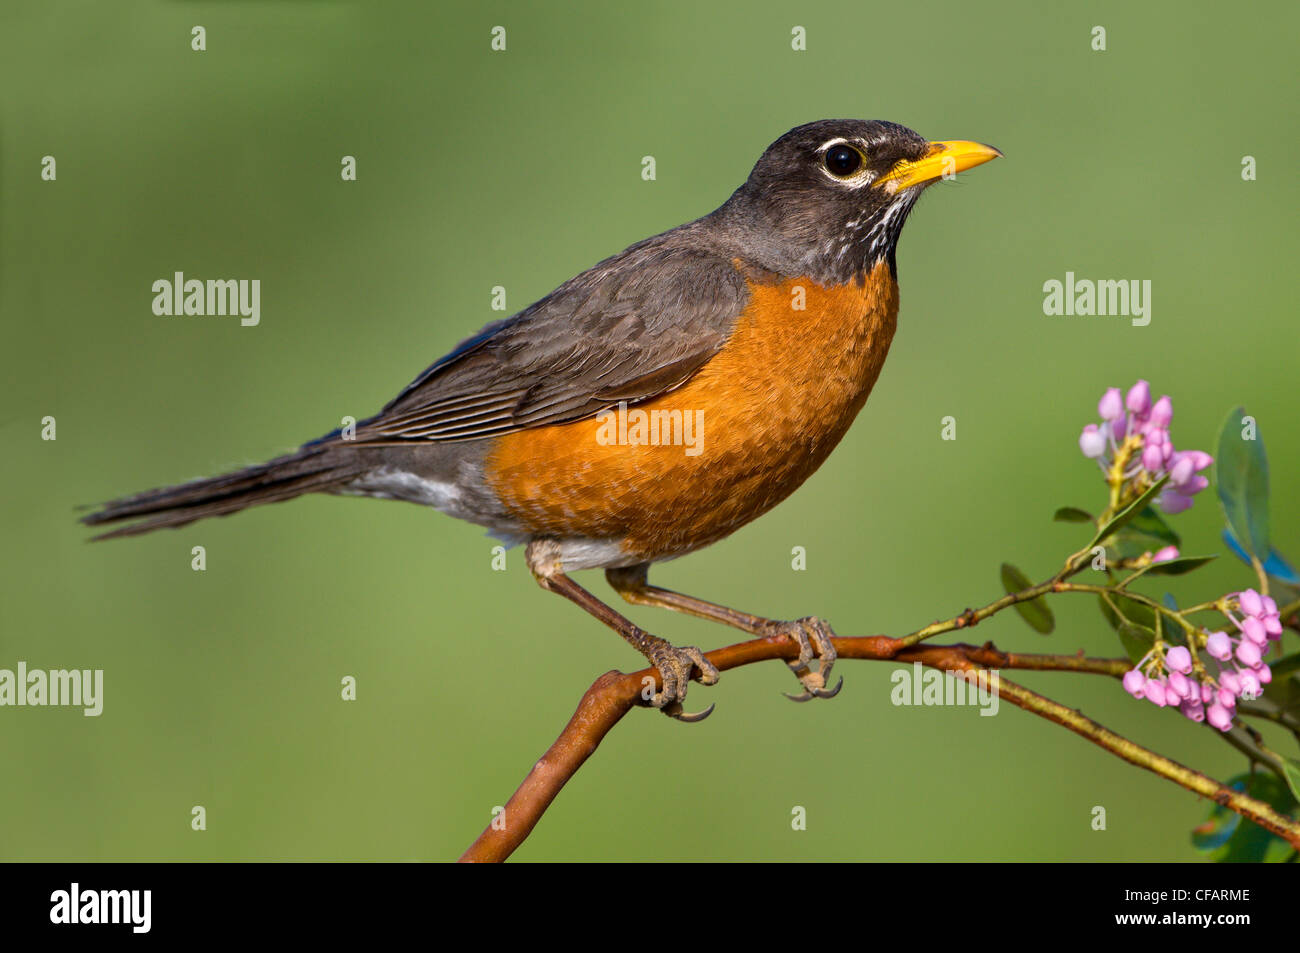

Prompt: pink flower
xmin=1079 ymin=424 xmax=1106 ymax=459
xmin=1122 ymin=669 xmax=1146 ymax=697
xmin=1206 ymin=704 xmax=1233 ymax=732
xmin=1205 ymin=631 xmax=1232 ymax=661
xmin=1152 ymin=546 xmax=1179 ymax=563
xmin=1238 ymin=589 xmax=1264 ymax=616
xmin=1236 ymin=640 xmax=1262 ymax=668
xmin=1126 ymin=380 xmax=1151 ymax=416
xmin=1143 ymin=680 xmax=1168 ymax=707
xmin=1241 ymin=617 xmax=1268 ymax=645
xmin=1099 ymin=388 xmax=1123 ymax=421
xmin=1149 ymin=396 xmax=1173 ymax=429
xmin=1165 ymin=645 xmax=1192 ymax=674
xmin=1158 ymin=490 xmax=1194 ymax=514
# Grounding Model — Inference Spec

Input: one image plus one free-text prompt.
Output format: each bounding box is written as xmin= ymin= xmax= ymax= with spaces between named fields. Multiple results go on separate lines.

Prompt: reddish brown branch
xmin=459 ymin=636 xmax=1291 ymax=863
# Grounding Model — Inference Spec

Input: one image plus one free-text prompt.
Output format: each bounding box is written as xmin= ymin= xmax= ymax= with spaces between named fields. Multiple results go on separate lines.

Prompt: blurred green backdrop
xmin=2 ymin=0 xmax=1296 ymax=861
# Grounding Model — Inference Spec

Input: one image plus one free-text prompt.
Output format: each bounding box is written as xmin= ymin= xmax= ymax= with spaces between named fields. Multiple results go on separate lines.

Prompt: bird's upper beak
xmin=874 ymin=140 xmax=1002 ymax=194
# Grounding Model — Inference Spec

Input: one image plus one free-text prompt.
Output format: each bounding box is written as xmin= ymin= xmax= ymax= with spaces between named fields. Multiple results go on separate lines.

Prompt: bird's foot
xmin=765 ymin=616 xmax=842 ymax=702
xmin=640 ymin=636 xmax=720 ymax=723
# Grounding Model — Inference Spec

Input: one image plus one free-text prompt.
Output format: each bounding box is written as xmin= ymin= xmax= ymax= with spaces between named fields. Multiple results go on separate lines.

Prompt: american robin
xmin=84 ymin=119 xmax=1000 ymax=720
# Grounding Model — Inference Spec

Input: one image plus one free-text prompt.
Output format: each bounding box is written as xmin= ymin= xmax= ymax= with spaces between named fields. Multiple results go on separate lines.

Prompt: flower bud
xmin=1205 ymin=631 xmax=1232 ymax=661
xmin=1122 ymin=669 xmax=1146 ymax=697
xmin=1241 ymin=617 xmax=1268 ymax=645
xmin=1158 ymin=490 xmax=1193 ymax=514
xmin=1181 ymin=701 xmax=1205 ymax=723
xmin=1098 ymin=387 xmax=1123 ymax=421
xmin=1126 ymin=380 xmax=1151 ymax=416
xmin=1238 ymin=589 xmax=1263 ymax=617
xmin=1150 ymin=395 xmax=1173 ymax=428
xmin=1165 ymin=645 xmax=1193 ymax=674
xmin=1236 ymin=640 xmax=1262 ymax=667
xmin=1079 ymin=424 xmax=1106 ymax=459
xmin=1141 ymin=442 xmax=1164 ymax=472
xmin=1169 ymin=456 xmax=1195 ymax=486
xmin=1206 ymin=704 xmax=1233 ymax=732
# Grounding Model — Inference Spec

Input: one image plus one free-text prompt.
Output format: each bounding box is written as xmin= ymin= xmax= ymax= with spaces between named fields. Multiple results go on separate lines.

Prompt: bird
xmin=83 ymin=119 xmax=1000 ymax=721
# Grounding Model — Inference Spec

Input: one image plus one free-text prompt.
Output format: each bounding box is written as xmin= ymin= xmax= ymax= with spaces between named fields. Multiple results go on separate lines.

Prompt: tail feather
xmin=81 ymin=446 xmax=361 ymax=540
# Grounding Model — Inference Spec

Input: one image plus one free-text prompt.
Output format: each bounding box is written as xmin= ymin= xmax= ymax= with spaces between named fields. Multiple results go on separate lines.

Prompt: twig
xmin=458 ymin=636 xmax=1297 ymax=862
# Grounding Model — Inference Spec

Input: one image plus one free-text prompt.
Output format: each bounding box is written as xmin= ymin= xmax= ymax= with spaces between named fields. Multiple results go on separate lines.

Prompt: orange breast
xmin=485 ymin=260 xmax=899 ymax=562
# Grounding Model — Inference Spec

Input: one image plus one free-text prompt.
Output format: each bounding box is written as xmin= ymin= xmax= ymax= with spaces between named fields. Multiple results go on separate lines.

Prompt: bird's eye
xmin=823 ymin=144 xmax=864 ymax=178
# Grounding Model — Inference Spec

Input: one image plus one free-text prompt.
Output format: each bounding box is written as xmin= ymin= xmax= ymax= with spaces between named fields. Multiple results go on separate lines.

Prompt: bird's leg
xmin=525 ymin=541 xmax=718 ymax=722
xmin=606 ymin=564 xmax=842 ymax=702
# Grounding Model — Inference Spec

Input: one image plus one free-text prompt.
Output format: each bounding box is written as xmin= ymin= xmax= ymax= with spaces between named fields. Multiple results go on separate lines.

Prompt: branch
xmin=459 ymin=635 xmax=1297 ymax=862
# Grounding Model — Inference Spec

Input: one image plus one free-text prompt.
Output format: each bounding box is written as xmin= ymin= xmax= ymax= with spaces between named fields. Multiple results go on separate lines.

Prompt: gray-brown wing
xmin=354 ymin=238 xmax=749 ymax=443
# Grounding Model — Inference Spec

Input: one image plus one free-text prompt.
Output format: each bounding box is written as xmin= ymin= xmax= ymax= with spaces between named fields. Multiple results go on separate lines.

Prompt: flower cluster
xmin=1122 ymin=589 xmax=1279 ymax=732
xmin=1078 ymin=380 xmax=1213 ymax=514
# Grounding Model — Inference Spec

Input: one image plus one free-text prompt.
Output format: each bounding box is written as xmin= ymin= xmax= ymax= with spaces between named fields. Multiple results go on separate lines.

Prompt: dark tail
xmin=81 ymin=445 xmax=362 ymax=540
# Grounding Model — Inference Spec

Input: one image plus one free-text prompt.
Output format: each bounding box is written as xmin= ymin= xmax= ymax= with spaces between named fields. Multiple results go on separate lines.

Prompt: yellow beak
xmin=874 ymin=140 xmax=1002 ymax=194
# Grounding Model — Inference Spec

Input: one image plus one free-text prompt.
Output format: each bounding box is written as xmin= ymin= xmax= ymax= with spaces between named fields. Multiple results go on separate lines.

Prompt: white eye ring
xmin=817 ymin=138 xmax=875 ymax=186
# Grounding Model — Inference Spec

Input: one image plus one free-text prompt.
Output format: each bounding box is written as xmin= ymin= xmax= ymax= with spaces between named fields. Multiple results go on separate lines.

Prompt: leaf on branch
xmin=1116 ymin=621 xmax=1156 ymax=666
xmin=1262 ymin=660 xmax=1300 ymax=717
xmin=1283 ymin=759 xmax=1300 ymax=805
xmin=1215 ymin=407 xmax=1270 ymax=561
xmin=1053 ymin=506 xmax=1093 ymax=523
xmin=1221 ymin=528 xmax=1300 ymax=586
xmin=1098 ymin=592 xmax=1156 ymax=632
xmin=1141 ymin=554 xmax=1219 ymax=576
xmin=1267 ymin=653 xmax=1300 ymax=681
xmin=1089 ymin=476 xmax=1170 ymax=551
xmin=999 ymin=562 xmax=1054 ymax=634
xmin=1192 ymin=772 xmax=1298 ymax=863
xmin=1121 ymin=506 xmax=1182 ymax=548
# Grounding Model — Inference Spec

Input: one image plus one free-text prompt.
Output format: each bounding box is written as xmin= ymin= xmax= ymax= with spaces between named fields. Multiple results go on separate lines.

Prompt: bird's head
xmin=716 ymin=119 xmax=1001 ymax=283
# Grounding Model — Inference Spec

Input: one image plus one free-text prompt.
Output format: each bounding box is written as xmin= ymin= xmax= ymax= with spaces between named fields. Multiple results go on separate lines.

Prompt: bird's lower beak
xmin=874 ymin=140 xmax=1002 ymax=194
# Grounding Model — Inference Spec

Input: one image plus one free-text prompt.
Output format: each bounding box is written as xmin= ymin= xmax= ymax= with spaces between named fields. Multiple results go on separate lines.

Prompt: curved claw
xmin=815 ymin=675 xmax=844 ymax=699
xmin=782 ymin=676 xmax=842 ymax=703
xmin=663 ymin=701 xmax=716 ymax=723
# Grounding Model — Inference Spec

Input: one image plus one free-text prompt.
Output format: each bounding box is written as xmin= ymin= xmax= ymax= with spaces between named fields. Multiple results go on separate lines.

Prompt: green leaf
xmin=1215 ymin=407 xmax=1270 ymax=560
xmin=1116 ymin=621 xmax=1156 ymax=666
xmin=1262 ymin=667 xmax=1300 ymax=717
xmin=1267 ymin=653 xmax=1300 ymax=681
xmin=1141 ymin=554 xmax=1218 ymax=576
xmin=999 ymin=563 xmax=1054 ymax=634
xmin=1098 ymin=592 xmax=1157 ymax=631
xmin=1053 ymin=506 xmax=1093 ymax=523
xmin=1192 ymin=773 xmax=1298 ymax=863
xmin=1089 ymin=476 xmax=1170 ymax=550
xmin=1120 ymin=506 xmax=1181 ymax=548
xmin=1282 ymin=758 xmax=1300 ymax=805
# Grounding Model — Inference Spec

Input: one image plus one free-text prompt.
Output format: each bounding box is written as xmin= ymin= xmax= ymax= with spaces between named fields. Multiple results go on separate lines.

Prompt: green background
xmin=2 ymin=0 xmax=1296 ymax=861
